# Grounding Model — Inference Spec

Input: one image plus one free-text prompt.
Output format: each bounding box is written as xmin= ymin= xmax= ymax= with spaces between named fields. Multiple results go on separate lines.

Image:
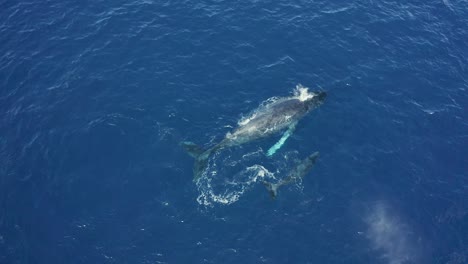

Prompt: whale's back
xmin=227 ymin=98 xmax=307 ymax=145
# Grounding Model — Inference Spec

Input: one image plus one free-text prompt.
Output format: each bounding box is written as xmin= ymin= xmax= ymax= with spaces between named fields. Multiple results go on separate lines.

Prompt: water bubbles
xmin=195 ymin=148 xmax=276 ymax=206
xmin=294 ymin=84 xmax=315 ymax=101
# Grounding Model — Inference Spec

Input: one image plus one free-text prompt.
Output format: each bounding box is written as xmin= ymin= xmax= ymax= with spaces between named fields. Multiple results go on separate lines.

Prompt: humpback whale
xmin=181 ymin=85 xmax=326 ymax=180
xmin=263 ymin=152 xmax=319 ymax=199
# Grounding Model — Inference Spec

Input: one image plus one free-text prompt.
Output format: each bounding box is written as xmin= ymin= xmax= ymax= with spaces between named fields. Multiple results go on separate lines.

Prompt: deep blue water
xmin=1 ymin=0 xmax=467 ymax=263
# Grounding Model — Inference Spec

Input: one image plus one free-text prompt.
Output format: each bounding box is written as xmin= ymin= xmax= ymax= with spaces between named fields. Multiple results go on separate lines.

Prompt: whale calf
xmin=263 ymin=151 xmax=319 ymax=199
xmin=181 ymin=85 xmax=326 ymax=180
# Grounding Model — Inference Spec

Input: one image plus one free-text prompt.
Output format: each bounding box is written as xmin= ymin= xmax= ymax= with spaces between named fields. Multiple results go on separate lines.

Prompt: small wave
xmin=321 ymin=6 xmax=353 ymax=14
xmin=259 ymin=55 xmax=295 ymax=69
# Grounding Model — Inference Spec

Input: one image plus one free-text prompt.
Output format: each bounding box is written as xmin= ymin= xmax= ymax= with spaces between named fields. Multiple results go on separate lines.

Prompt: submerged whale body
xmin=263 ymin=151 xmax=319 ymax=199
xmin=182 ymin=85 xmax=326 ymax=180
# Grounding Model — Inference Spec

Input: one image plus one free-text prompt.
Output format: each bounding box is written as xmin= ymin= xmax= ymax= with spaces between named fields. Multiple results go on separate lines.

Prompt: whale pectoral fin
xmin=266 ymin=122 xmax=297 ymax=157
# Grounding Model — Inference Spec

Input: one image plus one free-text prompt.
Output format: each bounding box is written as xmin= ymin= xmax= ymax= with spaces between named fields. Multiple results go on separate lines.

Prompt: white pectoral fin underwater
xmin=266 ymin=122 xmax=297 ymax=157
xmin=263 ymin=151 xmax=319 ymax=199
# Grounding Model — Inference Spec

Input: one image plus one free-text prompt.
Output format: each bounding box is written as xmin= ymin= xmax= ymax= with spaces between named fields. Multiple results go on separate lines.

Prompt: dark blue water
xmin=1 ymin=0 xmax=467 ymax=263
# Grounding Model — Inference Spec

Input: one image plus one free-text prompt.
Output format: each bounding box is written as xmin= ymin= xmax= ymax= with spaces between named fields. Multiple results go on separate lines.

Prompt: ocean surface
xmin=1 ymin=0 xmax=467 ymax=263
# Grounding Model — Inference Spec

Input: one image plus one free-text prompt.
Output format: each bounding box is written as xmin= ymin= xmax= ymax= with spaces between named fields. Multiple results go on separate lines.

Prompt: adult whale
xmin=181 ymin=85 xmax=326 ymax=180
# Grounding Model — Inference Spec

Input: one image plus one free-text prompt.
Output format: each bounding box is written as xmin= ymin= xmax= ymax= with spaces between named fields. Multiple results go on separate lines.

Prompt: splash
xmin=293 ymin=84 xmax=315 ymax=101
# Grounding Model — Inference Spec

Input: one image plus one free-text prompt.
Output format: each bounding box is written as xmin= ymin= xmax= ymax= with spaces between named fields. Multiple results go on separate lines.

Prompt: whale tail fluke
xmin=180 ymin=141 xmax=211 ymax=181
xmin=181 ymin=141 xmax=204 ymax=158
xmin=262 ymin=181 xmax=279 ymax=199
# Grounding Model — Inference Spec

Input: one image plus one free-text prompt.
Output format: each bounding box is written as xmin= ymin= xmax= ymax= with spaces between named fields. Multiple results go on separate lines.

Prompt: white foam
xmin=293 ymin=84 xmax=315 ymax=101
xmin=196 ymin=158 xmax=274 ymax=206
